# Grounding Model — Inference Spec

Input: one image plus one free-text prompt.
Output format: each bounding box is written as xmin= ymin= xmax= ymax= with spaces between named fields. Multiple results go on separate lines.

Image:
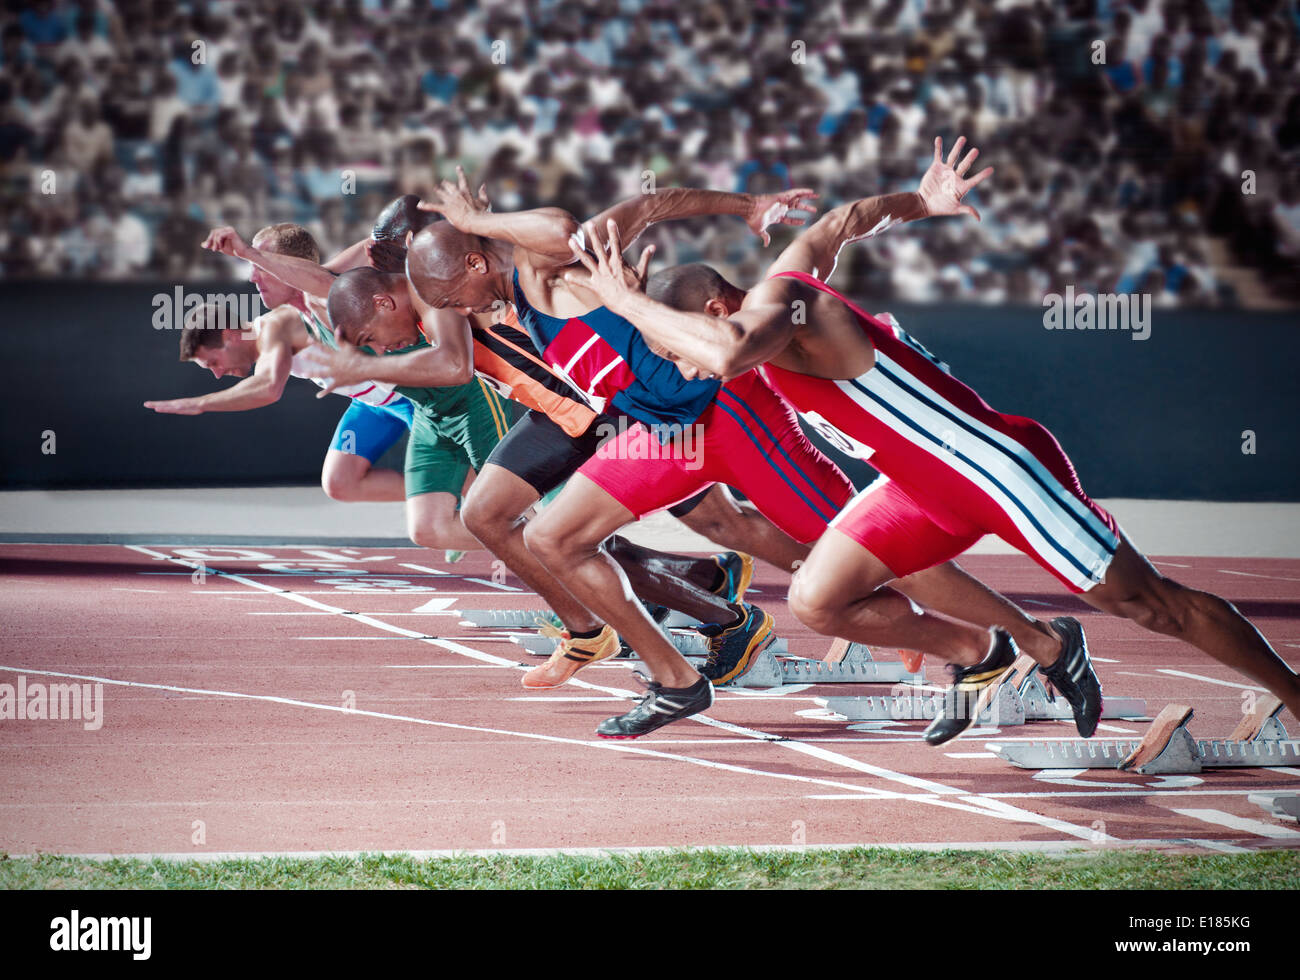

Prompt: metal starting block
xmin=1248 ymin=792 xmax=1300 ymax=822
xmin=821 ymin=655 xmax=1146 ymax=727
xmin=990 ymin=696 xmax=1300 ymax=774
xmin=507 ymin=628 xmax=788 ymax=659
xmin=742 ymin=639 xmax=925 ymax=688
xmin=458 ymin=609 xmax=553 ymax=629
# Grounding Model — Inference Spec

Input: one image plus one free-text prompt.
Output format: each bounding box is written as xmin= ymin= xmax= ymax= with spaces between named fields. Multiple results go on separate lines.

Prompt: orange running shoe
xmin=522 ymin=623 xmax=620 ymax=689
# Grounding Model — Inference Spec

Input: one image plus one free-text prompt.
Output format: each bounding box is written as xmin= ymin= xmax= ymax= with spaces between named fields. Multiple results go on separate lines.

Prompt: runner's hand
xmin=747 ymin=187 xmax=819 ymax=246
xmin=144 ymin=397 xmax=203 ymax=415
xmin=917 ymin=137 xmax=994 ymax=221
xmin=201 ymin=226 xmax=251 ymax=259
xmin=296 ymin=340 xmax=371 ymax=398
xmin=416 ymin=166 xmax=491 ymax=225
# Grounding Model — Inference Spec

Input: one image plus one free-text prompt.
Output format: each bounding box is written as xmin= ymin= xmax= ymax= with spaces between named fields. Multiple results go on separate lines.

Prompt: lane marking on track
xmin=120 ymin=545 xmax=1126 ymax=840
xmin=1096 ymin=724 xmax=1138 ymax=734
xmin=1155 ymin=669 xmax=1268 ymax=693
xmin=0 ymin=663 xmax=909 ymax=803
xmin=1217 ymin=569 xmax=1300 ymax=583
xmin=399 ymin=563 xmax=448 ymax=576
xmin=464 ymin=578 xmax=522 ymax=592
xmin=1169 ymin=809 xmax=1300 ymax=839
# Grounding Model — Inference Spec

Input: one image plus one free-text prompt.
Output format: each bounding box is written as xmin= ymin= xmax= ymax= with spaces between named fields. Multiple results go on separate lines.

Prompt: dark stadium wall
xmin=2 ymin=281 xmax=1297 ymax=500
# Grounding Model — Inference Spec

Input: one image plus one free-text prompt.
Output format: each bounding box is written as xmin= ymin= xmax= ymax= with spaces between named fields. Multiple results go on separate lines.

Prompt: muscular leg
xmin=406 ymin=489 xmax=482 ymax=552
xmin=460 ymin=464 xmax=604 ymax=634
xmin=678 ymin=485 xmax=810 ymax=573
xmin=524 ymin=475 xmax=701 ymax=688
xmin=606 ymin=535 xmax=742 ymax=625
xmin=788 ymin=528 xmax=994 ymax=666
xmin=1085 ymin=530 xmax=1300 ymax=718
xmin=893 ymin=560 xmax=1063 ymax=665
xmin=321 ymin=450 xmax=406 ymax=502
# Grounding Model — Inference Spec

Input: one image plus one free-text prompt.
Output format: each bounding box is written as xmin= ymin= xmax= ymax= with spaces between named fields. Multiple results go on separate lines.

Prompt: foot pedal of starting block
xmin=1016 ymin=665 xmax=1147 ymax=721
xmin=777 ymin=641 xmax=924 ymax=685
xmin=459 ymin=609 xmax=551 ymax=629
xmin=1248 ymin=792 xmax=1300 ymax=822
xmin=511 ymin=629 xmax=789 ymax=660
xmin=991 ymin=697 xmax=1300 ymax=773
xmin=824 ymin=680 xmax=1022 ymax=725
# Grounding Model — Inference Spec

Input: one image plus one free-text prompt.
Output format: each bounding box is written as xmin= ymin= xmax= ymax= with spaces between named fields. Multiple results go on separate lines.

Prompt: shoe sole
xmin=709 ymin=611 xmax=776 ymax=686
xmin=1050 ymin=617 xmax=1103 ymax=738
xmin=521 ymin=640 xmax=620 ymax=690
xmin=596 ymin=698 xmax=713 ymax=738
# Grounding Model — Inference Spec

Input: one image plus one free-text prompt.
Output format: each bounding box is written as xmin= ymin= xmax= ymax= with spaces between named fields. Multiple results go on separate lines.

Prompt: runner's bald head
xmin=406 ymin=222 xmax=491 ymax=306
xmin=327 ymin=267 xmax=407 ymax=343
xmin=648 ymin=263 xmax=745 ymax=315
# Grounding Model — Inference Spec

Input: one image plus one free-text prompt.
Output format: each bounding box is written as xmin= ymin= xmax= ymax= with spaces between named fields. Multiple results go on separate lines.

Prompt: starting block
xmin=990 ymin=695 xmax=1300 ymax=774
xmin=1249 ymin=792 xmax=1300 ymax=822
xmin=507 ymin=627 xmax=789 ymax=659
xmin=821 ymin=655 xmax=1146 ymax=727
xmin=737 ymin=639 xmax=925 ymax=689
xmin=458 ymin=609 xmax=551 ymax=629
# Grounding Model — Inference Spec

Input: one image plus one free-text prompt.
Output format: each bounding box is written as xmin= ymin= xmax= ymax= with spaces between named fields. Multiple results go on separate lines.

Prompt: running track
xmin=2 ymin=543 xmax=1299 ymax=857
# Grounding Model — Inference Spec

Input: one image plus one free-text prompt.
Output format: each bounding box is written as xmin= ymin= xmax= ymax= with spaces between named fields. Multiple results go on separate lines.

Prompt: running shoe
xmin=595 ymin=672 xmax=714 ymax=739
xmin=1041 ymin=616 xmax=1104 ymax=738
xmin=522 ymin=623 xmax=620 ymax=689
xmin=698 ymin=604 xmax=776 ymax=686
xmin=709 ymin=552 xmax=755 ymax=604
xmin=923 ymin=628 xmax=1018 ymax=746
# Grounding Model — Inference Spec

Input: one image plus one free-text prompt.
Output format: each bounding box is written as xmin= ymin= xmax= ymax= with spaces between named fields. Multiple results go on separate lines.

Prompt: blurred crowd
xmin=1 ymin=0 xmax=1298 ymax=306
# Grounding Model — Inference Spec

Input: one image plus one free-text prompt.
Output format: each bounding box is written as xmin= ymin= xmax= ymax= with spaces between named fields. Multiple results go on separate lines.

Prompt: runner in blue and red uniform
xmin=414 ymin=162 xmax=1105 ymax=740
xmin=571 ymin=136 xmax=1300 ymax=749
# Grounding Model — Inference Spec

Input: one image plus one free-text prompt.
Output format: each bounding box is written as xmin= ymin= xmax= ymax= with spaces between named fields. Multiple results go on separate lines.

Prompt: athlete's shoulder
xmin=255 ymin=303 xmax=307 ymax=348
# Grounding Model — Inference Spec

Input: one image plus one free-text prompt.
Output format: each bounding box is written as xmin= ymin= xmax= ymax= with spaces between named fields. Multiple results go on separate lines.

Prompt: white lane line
xmin=1091 ymin=657 xmax=1121 ymax=663
xmin=1217 ymin=569 xmax=1300 ymax=583
xmin=1156 ymin=669 xmax=1268 ymax=693
xmin=945 ymin=752 xmax=997 ymax=759
xmin=400 ymin=563 xmax=448 ymax=576
xmin=0 ymin=663 xmax=904 ymax=803
xmin=1169 ymin=808 xmax=1300 ymax=839
xmin=123 ymin=545 xmax=1113 ymax=839
xmin=1096 ymin=724 xmax=1138 ymax=734
xmin=463 ymin=577 xmax=522 ymax=592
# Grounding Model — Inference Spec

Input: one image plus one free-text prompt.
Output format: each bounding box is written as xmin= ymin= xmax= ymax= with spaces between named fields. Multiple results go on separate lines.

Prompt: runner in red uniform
xmin=571 ymin=136 xmax=1300 ymax=741
xmin=415 ymin=156 xmax=1107 ymax=741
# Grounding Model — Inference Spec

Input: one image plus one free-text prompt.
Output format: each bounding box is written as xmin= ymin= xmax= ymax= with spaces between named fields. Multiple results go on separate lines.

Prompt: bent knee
xmin=321 ymin=470 xmax=361 ymax=501
xmin=788 ymin=572 xmax=843 ymax=636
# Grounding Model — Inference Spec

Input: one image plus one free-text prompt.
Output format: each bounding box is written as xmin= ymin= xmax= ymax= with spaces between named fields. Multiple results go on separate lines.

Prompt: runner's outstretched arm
xmin=144 ymin=307 xmax=297 ymax=414
xmin=417 ymin=166 xmax=818 ymax=264
xmin=766 ymin=135 xmax=993 ymax=281
xmin=297 ymin=304 xmax=475 ymax=396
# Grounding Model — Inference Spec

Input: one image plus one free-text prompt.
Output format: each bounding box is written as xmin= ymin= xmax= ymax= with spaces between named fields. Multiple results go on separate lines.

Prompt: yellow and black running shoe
xmin=709 ymin=552 xmax=755 ymax=604
xmin=698 ymin=604 xmax=776 ymax=686
xmin=923 ymin=628 xmax=1017 ymax=746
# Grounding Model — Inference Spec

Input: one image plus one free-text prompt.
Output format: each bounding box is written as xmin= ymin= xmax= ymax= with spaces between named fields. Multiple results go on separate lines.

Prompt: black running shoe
xmin=709 ymin=552 xmax=755 ymax=604
xmin=616 ymin=601 xmax=671 ymax=659
xmin=1042 ymin=616 xmax=1103 ymax=738
xmin=596 ymin=673 xmax=714 ymax=739
xmin=923 ymin=628 xmax=1018 ymax=746
xmin=698 ymin=604 xmax=776 ymax=686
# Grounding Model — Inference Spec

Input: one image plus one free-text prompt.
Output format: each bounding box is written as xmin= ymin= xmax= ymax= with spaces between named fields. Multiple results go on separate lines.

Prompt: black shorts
xmin=486 ymin=408 xmax=712 ymax=517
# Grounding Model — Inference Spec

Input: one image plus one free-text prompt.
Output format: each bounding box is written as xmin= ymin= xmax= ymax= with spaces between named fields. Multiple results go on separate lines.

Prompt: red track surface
xmin=2 ymin=543 xmax=1299 ymax=856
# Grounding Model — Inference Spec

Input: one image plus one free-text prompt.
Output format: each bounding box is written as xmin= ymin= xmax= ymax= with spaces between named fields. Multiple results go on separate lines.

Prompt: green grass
xmin=2 ymin=847 xmax=1299 ymax=890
